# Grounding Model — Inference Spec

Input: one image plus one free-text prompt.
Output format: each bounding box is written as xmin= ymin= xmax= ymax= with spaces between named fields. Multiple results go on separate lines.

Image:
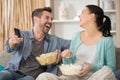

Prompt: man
xmin=0 ymin=7 xmax=70 ymax=80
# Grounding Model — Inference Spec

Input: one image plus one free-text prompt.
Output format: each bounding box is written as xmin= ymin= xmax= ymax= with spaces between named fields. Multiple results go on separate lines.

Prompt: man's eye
xmin=51 ymin=18 xmax=53 ymax=21
xmin=46 ymin=17 xmax=49 ymax=19
xmin=45 ymin=15 xmax=53 ymax=20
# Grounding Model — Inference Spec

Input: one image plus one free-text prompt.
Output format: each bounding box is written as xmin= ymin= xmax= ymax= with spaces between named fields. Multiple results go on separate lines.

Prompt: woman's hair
xmin=86 ymin=5 xmax=112 ymax=37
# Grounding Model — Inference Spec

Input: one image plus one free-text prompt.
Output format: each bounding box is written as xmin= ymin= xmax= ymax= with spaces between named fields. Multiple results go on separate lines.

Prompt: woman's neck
xmin=85 ymin=29 xmax=101 ymax=38
xmin=81 ymin=24 xmax=103 ymax=45
xmin=85 ymin=23 xmax=101 ymax=38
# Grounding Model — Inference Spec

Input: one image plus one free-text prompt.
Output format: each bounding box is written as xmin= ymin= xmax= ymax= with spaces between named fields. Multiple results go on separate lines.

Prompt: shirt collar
xmin=28 ymin=30 xmax=49 ymax=42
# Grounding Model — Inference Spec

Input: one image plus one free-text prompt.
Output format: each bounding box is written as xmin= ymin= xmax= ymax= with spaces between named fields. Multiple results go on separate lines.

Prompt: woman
xmin=36 ymin=5 xmax=116 ymax=80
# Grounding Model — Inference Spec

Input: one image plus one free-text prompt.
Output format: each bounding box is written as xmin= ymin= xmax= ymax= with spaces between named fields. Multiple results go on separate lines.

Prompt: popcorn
xmin=59 ymin=64 xmax=82 ymax=75
xmin=36 ymin=50 xmax=58 ymax=65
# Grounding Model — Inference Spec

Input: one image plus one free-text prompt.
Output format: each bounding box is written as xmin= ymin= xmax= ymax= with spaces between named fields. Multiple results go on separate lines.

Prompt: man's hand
xmin=55 ymin=50 xmax=61 ymax=64
xmin=9 ymin=33 xmax=23 ymax=48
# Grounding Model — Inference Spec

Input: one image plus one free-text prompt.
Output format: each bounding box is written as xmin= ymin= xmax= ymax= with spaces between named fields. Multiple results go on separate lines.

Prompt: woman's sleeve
xmin=62 ymin=32 xmax=79 ymax=64
xmin=91 ymin=37 xmax=116 ymax=72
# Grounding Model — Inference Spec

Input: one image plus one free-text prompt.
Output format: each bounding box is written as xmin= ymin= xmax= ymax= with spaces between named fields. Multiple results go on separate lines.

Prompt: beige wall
xmin=116 ymin=0 xmax=120 ymax=48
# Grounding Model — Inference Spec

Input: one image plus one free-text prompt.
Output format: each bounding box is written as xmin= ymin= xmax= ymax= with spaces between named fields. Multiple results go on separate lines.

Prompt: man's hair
xmin=32 ymin=7 xmax=52 ymax=25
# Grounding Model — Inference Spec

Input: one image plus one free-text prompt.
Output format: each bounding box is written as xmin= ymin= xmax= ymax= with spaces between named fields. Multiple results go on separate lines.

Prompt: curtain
xmin=0 ymin=0 xmax=45 ymax=52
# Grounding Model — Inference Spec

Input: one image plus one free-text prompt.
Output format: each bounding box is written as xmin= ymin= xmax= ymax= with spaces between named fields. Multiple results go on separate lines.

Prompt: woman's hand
xmin=79 ymin=62 xmax=91 ymax=77
xmin=61 ymin=49 xmax=72 ymax=58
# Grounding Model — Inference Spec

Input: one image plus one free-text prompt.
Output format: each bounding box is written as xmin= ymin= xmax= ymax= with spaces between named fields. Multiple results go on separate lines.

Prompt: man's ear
xmin=34 ymin=16 xmax=39 ymax=24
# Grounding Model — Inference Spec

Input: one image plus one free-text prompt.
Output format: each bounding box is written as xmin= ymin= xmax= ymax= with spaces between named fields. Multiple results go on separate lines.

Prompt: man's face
xmin=34 ymin=11 xmax=53 ymax=34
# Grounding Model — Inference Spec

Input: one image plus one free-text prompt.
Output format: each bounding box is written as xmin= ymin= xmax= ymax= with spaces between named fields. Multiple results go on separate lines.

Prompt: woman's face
xmin=79 ymin=7 xmax=93 ymax=28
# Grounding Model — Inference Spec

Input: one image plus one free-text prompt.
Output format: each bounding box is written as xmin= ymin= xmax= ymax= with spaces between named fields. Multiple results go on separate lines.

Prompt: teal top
xmin=0 ymin=65 xmax=4 ymax=71
xmin=63 ymin=31 xmax=116 ymax=72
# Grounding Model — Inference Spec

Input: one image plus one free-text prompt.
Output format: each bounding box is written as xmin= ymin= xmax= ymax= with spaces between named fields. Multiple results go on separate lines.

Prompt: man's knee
xmin=18 ymin=76 xmax=35 ymax=80
xmin=0 ymin=70 xmax=15 ymax=80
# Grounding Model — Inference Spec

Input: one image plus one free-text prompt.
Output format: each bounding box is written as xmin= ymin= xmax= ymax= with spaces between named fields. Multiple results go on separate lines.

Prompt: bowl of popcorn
xmin=36 ymin=50 xmax=59 ymax=65
xmin=59 ymin=64 xmax=82 ymax=75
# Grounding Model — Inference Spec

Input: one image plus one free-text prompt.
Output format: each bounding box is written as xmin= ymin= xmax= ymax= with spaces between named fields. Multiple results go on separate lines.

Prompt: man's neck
xmin=34 ymin=31 xmax=45 ymax=42
xmin=35 ymin=34 xmax=45 ymax=42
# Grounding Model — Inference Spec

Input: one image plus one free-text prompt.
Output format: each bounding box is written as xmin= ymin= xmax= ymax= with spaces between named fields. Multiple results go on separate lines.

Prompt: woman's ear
xmin=89 ymin=13 xmax=96 ymax=21
xmin=89 ymin=13 xmax=95 ymax=19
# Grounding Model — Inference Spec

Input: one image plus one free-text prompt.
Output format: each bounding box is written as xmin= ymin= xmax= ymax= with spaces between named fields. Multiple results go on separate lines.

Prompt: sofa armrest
xmin=0 ymin=51 xmax=12 ymax=67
